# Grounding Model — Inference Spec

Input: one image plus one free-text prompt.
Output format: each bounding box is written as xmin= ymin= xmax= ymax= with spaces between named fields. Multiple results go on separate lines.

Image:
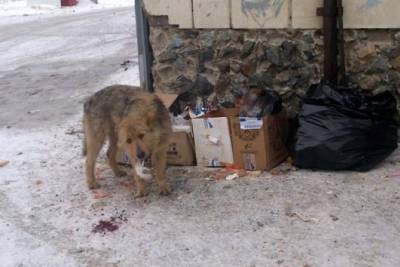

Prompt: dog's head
xmin=118 ymin=110 xmax=157 ymax=159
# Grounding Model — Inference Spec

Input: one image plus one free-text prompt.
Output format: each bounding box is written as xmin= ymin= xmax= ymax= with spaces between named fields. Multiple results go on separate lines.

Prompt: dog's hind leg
xmin=107 ymin=130 xmax=127 ymax=177
xmin=152 ymin=147 xmax=171 ymax=196
xmin=84 ymin=117 xmax=105 ymax=190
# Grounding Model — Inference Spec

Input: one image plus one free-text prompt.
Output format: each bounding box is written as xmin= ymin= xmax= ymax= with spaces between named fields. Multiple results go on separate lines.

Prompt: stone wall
xmin=150 ymin=26 xmax=400 ymax=117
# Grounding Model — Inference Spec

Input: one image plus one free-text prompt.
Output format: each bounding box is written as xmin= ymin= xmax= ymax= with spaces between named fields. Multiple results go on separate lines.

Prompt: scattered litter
xmin=68 ymin=248 xmax=84 ymax=254
xmin=93 ymin=189 xmax=109 ymax=200
xmin=225 ymin=173 xmax=239 ymax=181
xmin=271 ymin=163 xmax=297 ymax=176
xmin=209 ymin=167 xmax=248 ymax=181
xmin=27 ymin=110 xmax=40 ymax=115
xmin=210 ymin=170 xmax=232 ymax=181
xmin=224 ymin=163 xmax=241 ymax=171
xmin=0 ymin=160 xmax=9 ymax=167
xmin=286 ymin=212 xmax=319 ymax=223
xmin=65 ymin=127 xmax=84 ymax=135
xmin=330 ymin=215 xmax=339 ymax=221
xmin=120 ymin=60 xmax=132 ymax=71
xmin=247 ymin=170 xmax=262 ymax=177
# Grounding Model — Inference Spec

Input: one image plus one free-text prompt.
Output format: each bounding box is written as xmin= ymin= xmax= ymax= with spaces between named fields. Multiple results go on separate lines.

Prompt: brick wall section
xmin=145 ymin=1 xmax=400 ymax=116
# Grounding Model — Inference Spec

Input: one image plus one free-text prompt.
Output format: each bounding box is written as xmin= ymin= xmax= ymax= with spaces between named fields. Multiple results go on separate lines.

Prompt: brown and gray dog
xmin=82 ymin=85 xmax=172 ymax=197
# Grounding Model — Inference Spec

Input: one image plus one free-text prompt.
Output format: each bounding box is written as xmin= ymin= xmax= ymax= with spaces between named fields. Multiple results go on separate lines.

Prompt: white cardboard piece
xmin=192 ymin=117 xmax=234 ymax=167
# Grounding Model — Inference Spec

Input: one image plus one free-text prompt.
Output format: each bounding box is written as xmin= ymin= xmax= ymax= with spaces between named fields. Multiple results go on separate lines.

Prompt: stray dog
xmin=82 ymin=85 xmax=172 ymax=197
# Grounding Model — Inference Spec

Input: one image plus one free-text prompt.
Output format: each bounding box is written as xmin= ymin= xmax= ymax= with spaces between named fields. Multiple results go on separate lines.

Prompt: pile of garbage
xmin=118 ymin=80 xmax=398 ymax=174
xmin=294 ymin=81 xmax=398 ymax=171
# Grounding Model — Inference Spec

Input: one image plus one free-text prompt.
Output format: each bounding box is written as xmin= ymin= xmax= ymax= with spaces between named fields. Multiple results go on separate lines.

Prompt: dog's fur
xmin=83 ymin=85 xmax=172 ymax=197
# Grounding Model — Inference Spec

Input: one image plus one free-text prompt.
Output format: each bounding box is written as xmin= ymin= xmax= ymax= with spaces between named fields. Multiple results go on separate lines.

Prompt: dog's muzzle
xmin=136 ymin=145 xmax=152 ymax=167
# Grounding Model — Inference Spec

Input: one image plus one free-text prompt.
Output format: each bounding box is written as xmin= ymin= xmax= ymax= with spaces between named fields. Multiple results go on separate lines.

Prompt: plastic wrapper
xmin=239 ymin=88 xmax=282 ymax=118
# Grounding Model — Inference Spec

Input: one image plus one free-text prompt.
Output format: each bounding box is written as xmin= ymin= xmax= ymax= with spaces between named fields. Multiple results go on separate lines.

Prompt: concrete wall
xmin=143 ymin=0 xmax=400 ymax=29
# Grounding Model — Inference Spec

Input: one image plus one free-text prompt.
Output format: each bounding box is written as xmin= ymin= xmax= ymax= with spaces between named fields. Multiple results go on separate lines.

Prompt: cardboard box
xmin=167 ymin=126 xmax=196 ymax=166
xmin=229 ymin=112 xmax=288 ymax=171
xmin=192 ymin=117 xmax=234 ymax=167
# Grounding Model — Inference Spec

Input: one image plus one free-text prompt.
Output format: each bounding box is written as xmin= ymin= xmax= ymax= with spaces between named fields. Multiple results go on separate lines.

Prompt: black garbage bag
xmin=294 ymin=82 xmax=398 ymax=171
xmin=239 ymin=88 xmax=282 ymax=118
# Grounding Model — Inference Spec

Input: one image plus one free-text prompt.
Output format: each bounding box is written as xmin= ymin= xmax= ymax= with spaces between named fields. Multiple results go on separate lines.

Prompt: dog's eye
xmin=138 ymin=134 xmax=144 ymax=139
xmin=126 ymin=138 xmax=132 ymax=144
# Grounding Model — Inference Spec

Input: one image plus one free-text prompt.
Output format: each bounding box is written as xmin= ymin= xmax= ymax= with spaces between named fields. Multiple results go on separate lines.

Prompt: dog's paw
xmin=88 ymin=181 xmax=101 ymax=190
xmin=159 ymin=185 xmax=171 ymax=196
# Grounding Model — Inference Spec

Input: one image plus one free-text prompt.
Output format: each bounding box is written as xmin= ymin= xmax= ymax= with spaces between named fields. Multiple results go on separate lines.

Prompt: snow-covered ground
xmin=0 ymin=0 xmax=133 ymax=25
xmin=1 ymin=4 xmax=400 ymax=267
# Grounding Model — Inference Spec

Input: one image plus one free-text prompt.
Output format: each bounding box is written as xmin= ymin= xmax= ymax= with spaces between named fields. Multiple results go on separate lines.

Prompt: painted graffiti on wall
xmin=241 ymin=0 xmax=285 ymax=27
xmin=360 ymin=0 xmax=383 ymax=11
xmin=367 ymin=0 xmax=381 ymax=7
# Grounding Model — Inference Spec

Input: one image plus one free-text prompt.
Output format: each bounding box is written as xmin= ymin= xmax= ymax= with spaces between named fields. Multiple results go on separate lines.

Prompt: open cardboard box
xmin=192 ymin=107 xmax=288 ymax=170
xmin=230 ymin=111 xmax=288 ymax=171
xmin=116 ymin=92 xmax=196 ymax=166
xmin=167 ymin=125 xmax=196 ymax=166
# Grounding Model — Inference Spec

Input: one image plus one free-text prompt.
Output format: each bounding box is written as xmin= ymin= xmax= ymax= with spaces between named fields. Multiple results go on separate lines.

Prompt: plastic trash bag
xmin=239 ymin=88 xmax=282 ymax=118
xmin=294 ymin=82 xmax=398 ymax=171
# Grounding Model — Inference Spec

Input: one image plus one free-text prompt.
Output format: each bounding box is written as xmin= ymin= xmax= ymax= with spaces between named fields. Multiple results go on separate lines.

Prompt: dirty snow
xmin=0 ymin=0 xmax=133 ymax=25
xmin=1 ymin=5 xmax=400 ymax=267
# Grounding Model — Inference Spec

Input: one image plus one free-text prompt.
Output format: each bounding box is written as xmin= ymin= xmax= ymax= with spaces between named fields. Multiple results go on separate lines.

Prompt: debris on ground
xmin=225 ymin=173 xmax=239 ymax=181
xmin=286 ymin=212 xmax=319 ymax=223
xmin=330 ymin=215 xmax=339 ymax=221
xmin=247 ymin=170 xmax=263 ymax=177
xmin=65 ymin=127 xmax=84 ymax=135
xmin=208 ymin=167 xmax=248 ymax=181
xmin=0 ymin=160 xmax=9 ymax=167
xmin=120 ymin=60 xmax=132 ymax=71
xmin=27 ymin=110 xmax=40 ymax=115
xmin=270 ymin=162 xmax=297 ymax=176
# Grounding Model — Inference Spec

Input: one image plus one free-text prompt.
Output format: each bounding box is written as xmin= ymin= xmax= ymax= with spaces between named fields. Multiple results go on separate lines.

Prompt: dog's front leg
xmin=125 ymin=145 xmax=147 ymax=198
xmin=152 ymin=147 xmax=171 ymax=196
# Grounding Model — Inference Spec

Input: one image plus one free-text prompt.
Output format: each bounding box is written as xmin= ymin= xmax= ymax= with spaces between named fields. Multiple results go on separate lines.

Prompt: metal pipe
xmin=337 ymin=0 xmax=346 ymax=85
xmin=135 ymin=0 xmax=154 ymax=91
xmin=322 ymin=0 xmax=338 ymax=85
